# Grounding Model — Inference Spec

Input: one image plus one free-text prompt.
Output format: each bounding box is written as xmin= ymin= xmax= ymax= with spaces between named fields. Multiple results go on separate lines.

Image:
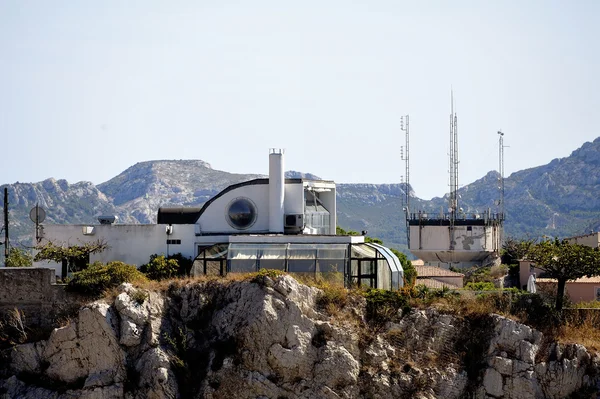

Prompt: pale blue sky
xmin=1 ymin=1 xmax=598 ymax=199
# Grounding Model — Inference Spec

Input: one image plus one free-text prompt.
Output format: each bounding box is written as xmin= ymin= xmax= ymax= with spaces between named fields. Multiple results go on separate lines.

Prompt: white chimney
xmin=269 ymin=149 xmax=285 ymax=233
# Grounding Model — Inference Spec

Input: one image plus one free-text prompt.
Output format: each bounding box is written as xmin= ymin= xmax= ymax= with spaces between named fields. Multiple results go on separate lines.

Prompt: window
xmin=167 ymin=239 xmax=181 ymax=245
xmin=226 ymin=197 xmax=258 ymax=230
xmin=596 ymin=287 xmax=600 ymax=301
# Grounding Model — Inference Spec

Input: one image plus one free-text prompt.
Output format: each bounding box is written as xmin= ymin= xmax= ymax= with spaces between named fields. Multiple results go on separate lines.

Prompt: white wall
xmin=197 ymin=184 xmax=270 ymax=234
xmin=284 ymin=183 xmax=304 ymax=215
xmin=34 ymin=224 xmax=196 ymax=277
xmin=410 ymin=225 xmax=498 ymax=252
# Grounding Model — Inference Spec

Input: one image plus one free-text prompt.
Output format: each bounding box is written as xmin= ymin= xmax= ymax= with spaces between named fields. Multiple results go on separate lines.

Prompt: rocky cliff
xmin=1 ymin=276 xmax=598 ymax=398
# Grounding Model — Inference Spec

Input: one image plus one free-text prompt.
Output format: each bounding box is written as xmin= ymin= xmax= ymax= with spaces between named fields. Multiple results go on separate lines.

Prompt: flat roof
xmin=195 ymin=234 xmax=365 ymax=245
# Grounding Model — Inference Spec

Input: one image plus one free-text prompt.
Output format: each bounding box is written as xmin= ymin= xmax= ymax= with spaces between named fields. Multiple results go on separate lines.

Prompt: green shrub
xmin=140 ymin=255 xmax=180 ymax=281
xmin=316 ymin=283 xmax=349 ymax=312
xmin=465 ymin=281 xmax=496 ymax=291
xmin=166 ymin=253 xmax=193 ymax=276
xmin=362 ymin=288 xmax=410 ymax=325
xmin=67 ymin=261 xmax=146 ymax=296
xmin=5 ymin=248 xmax=33 ymax=267
xmin=140 ymin=253 xmax=192 ymax=280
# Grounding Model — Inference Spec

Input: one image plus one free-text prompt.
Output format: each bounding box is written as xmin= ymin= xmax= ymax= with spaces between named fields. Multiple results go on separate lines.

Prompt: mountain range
xmin=3 ymin=137 xmax=600 ymax=253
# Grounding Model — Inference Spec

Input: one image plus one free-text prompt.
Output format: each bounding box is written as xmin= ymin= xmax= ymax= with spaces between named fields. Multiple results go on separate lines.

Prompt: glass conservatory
xmin=191 ymin=242 xmax=404 ymax=290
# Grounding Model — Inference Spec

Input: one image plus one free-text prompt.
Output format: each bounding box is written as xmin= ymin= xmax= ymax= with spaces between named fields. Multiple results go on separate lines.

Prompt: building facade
xmin=34 ymin=150 xmax=404 ymax=290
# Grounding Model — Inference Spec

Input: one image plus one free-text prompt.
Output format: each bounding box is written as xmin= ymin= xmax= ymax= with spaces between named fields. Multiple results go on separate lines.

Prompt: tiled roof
xmin=415 ymin=266 xmax=464 ymax=278
xmin=537 ymin=276 xmax=600 ymax=284
xmin=415 ymin=278 xmax=461 ymax=290
xmin=411 ymin=259 xmax=425 ymax=266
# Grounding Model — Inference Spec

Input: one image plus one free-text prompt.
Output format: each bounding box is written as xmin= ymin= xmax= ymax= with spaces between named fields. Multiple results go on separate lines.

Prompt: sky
xmin=1 ymin=1 xmax=598 ymax=200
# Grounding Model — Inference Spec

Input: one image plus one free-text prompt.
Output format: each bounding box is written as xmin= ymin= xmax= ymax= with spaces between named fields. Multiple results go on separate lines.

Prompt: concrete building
xmin=566 ymin=232 xmax=600 ymax=248
xmin=404 ymin=98 xmax=504 ymax=269
xmin=408 ymin=212 xmax=503 ymax=269
xmin=34 ymin=150 xmax=404 ymax=290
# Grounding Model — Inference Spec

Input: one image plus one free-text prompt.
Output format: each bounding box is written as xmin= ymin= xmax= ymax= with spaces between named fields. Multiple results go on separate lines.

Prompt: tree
xmin=34 ymin=239 xmax=108 ymax=273
xmin=502 ymin=236 xmax=537 ymax=265
xmin=390 ymin=248 xmax=416 ymax=286
xmin=525 ymin=238 xmax=600 ymax=311
xmin=5 ymin=247 xmax=33 ymax=267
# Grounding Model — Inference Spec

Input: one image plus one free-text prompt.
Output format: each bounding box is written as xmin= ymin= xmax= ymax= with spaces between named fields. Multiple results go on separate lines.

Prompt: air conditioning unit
xmin=284 ymin=214 xmax=304 ymax=230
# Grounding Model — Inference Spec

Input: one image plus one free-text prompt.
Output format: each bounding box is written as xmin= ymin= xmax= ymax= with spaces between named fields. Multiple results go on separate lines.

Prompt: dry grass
xmin=558 ymin=310 xmax=600 ymax=353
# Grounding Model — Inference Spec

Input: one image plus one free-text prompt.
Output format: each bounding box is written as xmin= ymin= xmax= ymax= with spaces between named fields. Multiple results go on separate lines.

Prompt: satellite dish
xmin=29 ymin=205 xmax=46 ymax=224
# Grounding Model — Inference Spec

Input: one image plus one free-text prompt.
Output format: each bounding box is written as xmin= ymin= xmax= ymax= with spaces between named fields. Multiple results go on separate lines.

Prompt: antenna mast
xmin=449 ymin=91 xmax=459 ymax=250
xmin=3 ymin=188 xmax=8 ymax=262
xmin=401 ymin=115 xmax=410 ymax=246
xmin=498 ymin=131 xmax=505 ymax=218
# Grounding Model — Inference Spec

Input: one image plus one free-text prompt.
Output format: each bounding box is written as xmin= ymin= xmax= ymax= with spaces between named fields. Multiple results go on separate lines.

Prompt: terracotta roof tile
xmin=415 ymin=278 xmax=461 ymax=290
xmin=415 ymin=266 xmax=464 ymax=278
xmin=537 ymin=276 xmax=600 ymax=284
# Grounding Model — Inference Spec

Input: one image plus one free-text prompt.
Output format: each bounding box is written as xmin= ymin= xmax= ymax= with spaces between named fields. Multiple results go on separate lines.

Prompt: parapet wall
xmin=0 ymin=267 xmax=73 ymax=327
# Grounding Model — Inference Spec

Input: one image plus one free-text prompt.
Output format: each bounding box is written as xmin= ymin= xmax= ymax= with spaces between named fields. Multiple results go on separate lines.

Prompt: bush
xmin=140 ymin=255 xmax=180 ymax=281
xmin=316 ymin=282 xmax=349 ymax=312
xmin=140 ymin=254 xmax=192 ymax=280
xmin=5 ymin=248 xmax=33 ymax=267
xmin=362 ymin=288 xmax=410 ymax=326
xmin=465 ymin=281 xmax=496 ymax=291
xmin=67 ymin=261 xmax=146 ymax=296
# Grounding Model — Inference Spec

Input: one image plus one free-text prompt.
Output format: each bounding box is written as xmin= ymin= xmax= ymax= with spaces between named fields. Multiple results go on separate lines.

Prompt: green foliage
xmin=502 ymin=237 xmax=536 ymax=264
xmin=166 ymin=253 xmax=193 ymax=276
xmin=390 ymin=248 xmax=416 ymax=286
xmin=140 ymin=254 xmax=191 ymax=281
xmin=34 ymin=239 xmax=108 ymax=264
xmin=67 ymin=261 xmax=146 ymax=296
xmin=130 ymin=289 xmax=148 ymax=305
xmin=315 ymin=282 xmax=349 ymax=311
xmin=253 ymin=268 xmax=285 ymax=281
xmin=465 ymin=282 xmax=496 ymax=291
xmin=5 ymin=247 xmax=33 ymax=267
xmin=362 ymin=288 xmax=410 ymax=326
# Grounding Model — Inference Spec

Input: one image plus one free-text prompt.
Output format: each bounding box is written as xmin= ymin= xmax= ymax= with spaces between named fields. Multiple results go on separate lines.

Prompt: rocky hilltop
xmin=1 ymin=276 xmax=598 ymax=398
xmin=2 ymin=137 xmax=600 ymax=248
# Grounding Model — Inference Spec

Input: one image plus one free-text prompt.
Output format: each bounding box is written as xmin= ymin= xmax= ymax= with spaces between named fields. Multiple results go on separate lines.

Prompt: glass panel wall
xmin=191 ymin=242 xmax=400 ymax=290
xmin=257 ymin=244 xmax=287 ymax=270
xmin=192 ymin=244 xmax=228 ymax=276
xmin=287 ymin=244 xmax=317 ymax=274
xmin=228 ymin=244 xmax=260 ymax=273
xmin=316 ymin=245 xmax=347 ymax=285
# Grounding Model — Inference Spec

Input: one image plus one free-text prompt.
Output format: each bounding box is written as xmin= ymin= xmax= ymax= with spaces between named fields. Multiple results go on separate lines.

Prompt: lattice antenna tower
xmin=400 ymin=115 xmax=410 ymax=246
xmin=449 ymin=94 xmax=459 ymax=217
xmin=498 ymin=131 xmax=505 ymax=219
xmin=449 ymin=91 xmax=459 ymax=250
xmin=400 ymin=115 xmax=410 ymax=215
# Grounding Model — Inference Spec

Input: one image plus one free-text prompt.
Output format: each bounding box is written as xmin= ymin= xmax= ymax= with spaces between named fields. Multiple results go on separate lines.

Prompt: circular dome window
xmin=226 ymin=197 xmax=257 ymax=230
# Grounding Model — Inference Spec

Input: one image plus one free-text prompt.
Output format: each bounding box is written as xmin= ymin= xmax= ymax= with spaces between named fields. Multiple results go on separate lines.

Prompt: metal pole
xmin=4 ymin=187 xmax=8 ymax=261
xmin=401 ymin=115 xmax=410 ymax=247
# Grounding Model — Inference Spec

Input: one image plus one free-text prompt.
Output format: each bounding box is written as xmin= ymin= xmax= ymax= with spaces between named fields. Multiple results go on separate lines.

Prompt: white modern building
xmin=34 ymin=150 xmax=404 ymax=290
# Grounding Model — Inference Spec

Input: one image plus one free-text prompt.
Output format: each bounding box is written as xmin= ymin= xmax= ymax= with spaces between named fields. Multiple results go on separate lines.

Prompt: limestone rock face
xmin=1 ymin=276 xmax=600 ymax=398
xmin=42 ymin=303 xmax=125 ymax=388
xmin=482 ymin=315 xmax=598 ymax=399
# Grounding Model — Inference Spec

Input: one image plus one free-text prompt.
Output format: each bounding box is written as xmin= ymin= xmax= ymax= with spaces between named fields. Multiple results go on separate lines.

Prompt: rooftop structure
xmin=405 ymin=93 xmax=504 ymax=269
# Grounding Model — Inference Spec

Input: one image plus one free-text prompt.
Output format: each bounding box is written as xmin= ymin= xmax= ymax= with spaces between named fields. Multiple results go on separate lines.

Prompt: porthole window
xmin=226 ymin=197 xmax=257 ymax=230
